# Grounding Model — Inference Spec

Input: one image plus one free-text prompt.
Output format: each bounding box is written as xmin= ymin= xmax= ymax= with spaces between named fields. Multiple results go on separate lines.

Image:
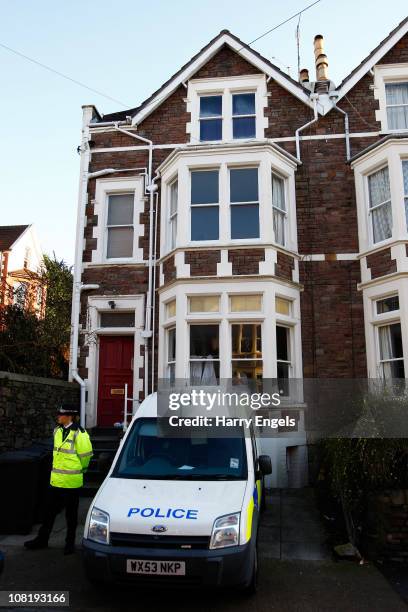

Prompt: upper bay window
xmin=352 ymin=139 xmax=408 ymax=253
xmin=191 ymin=170 xmax=219 ymax=241
xmin=230 ymin=168 xmax=259 ymax=239
xmin=160 ymin=145 xmax=298 ymax=254
xmin=385 ymin=82 xmax=408 ymax=131
xmin=367 ymin=166 xmax=392 ymax=243
xmin=106 ymin=193 xmax=134 ymax=258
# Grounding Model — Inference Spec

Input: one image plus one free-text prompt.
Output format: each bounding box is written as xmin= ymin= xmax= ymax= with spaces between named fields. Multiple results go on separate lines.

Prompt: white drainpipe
xmin=71 ymin=283 xmax=99 ymax=427
xmin=113 ymin=123 xmax=157 ymax=399
xmin=295 ymin=94 xmax=319 ymax=162
xmin=329 ymin=92 xmax=351 ymax=161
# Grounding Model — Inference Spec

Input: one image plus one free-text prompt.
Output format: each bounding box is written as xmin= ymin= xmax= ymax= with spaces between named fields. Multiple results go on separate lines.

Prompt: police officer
xmin=24 ymin=404 xmax=93 ymax=555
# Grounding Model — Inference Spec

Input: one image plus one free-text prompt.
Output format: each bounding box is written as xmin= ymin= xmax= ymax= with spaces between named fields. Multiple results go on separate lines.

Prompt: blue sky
xmin=1 ymin=0 xmax=407 ymax=264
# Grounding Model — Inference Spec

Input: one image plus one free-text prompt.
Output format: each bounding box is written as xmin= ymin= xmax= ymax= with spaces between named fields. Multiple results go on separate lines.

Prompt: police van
xmin=83 ymin=393 xmax=272 ymax=593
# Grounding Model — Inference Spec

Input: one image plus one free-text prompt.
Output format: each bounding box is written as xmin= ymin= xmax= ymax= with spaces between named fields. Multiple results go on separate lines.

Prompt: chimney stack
xmin=314 ymin=34 xmax=328 ymax=81
xmin=299 ymin=68 xmax=310 ymax=84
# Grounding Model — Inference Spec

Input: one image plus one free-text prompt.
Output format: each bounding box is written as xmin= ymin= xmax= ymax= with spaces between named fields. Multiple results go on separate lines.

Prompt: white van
xmin=83 ymin=393 xmax=272 ymax=593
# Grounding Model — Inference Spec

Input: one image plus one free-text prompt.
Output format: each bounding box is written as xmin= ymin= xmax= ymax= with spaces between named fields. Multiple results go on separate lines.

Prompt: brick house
xmin=70 ymin=18 xmax=408 ymax=485
xmin=0 ymin=224 xmax=45 ymax=317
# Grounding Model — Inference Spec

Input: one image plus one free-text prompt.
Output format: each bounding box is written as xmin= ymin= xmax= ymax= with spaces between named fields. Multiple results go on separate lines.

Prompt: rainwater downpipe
xmin=151 ymin=188 xmax=160 ymax=392
xmin=113 ymin=123 xmax=156 ymax=398
xmin=329 ymin=93 xmax=351 ymax=161
xmin=295 ymin=94 xmax=319 ymax=162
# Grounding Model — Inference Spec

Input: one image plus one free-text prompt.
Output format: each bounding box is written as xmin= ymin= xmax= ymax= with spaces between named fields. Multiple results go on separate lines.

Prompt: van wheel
xmin=242 ymin=542 xmax=258 ymax=597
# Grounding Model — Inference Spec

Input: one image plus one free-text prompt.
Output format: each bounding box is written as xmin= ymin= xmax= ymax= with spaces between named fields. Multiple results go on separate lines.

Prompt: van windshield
xmin=112 ymin=418 xmax=248 ymax=480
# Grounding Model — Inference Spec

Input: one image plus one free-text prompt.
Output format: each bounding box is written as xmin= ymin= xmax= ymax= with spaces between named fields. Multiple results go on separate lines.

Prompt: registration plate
xmin=126 ymin=559 xmax=186 ymax=576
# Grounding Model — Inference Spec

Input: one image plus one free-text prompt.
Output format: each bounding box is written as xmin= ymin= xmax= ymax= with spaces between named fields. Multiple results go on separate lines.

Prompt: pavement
xmin=0 ymin=490 xmax=406 ymax=612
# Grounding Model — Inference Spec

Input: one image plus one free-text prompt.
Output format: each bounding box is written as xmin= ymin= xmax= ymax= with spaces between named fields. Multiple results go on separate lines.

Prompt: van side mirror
xmin=98 ymin=452 xmax=113 ymax=475
xmin=258 ymin=455 xmax=272 ymax=475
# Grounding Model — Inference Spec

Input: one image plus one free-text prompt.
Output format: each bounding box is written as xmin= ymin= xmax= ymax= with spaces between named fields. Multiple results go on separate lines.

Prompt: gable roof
xmin=97 ymin=29 xmax=313 ymax=125
xmin=336 ymin=16 xmax=408 ymax=99
xmin=0 ymin=225 xmax=29 ymax=251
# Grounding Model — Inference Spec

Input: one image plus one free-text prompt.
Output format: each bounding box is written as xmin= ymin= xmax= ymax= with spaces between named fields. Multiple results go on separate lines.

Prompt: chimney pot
xmin=314 ymin=34 xmax=328 ymax=81
xmin=299 ymin=68 xmax=310 ymax=83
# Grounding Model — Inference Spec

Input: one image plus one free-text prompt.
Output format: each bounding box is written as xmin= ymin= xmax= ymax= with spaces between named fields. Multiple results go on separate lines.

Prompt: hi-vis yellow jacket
xmin=51 ymin=425 xmax=93 ymax=488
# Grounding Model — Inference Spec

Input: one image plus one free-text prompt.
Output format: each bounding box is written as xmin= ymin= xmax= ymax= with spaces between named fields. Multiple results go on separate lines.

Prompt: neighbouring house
xmin=0 ymin=224 xmax=45 ymax=318
xmin=70 ymin=17 xmax=408 ymax=486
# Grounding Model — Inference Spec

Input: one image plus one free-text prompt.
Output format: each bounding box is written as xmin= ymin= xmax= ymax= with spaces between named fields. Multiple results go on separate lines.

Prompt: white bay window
xmin=159 ymin=145 xmax=298 ymax=255
xmin=159 ymin=283 xmax=302 ymax=381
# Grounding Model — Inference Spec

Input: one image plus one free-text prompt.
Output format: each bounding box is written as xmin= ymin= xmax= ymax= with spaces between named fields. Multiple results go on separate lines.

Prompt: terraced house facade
xmin=70 ymin=18 xmax=408 ymax=485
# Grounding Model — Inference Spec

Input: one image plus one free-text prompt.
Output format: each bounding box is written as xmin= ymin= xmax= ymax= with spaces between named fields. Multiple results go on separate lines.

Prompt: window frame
xmin=366 ymin=165 xmax=393 ymax=245
xmin=199 ymin=94 xmax=223 ymax=142
xmin=376 ymin=321 xmax=405 ymax=379
xmin=232 ymin=92 xmax=256 ymax=140
xmin=373 ymin=64 xmax=408 ymax=133
xmin=168 ymin=177 xmax=178 ymax=251
xmin=166 ymin=326 xmax=176 ymax=384
xmin=229 ymin=166 xmax=260 ymax=241
xmin=385 ymin=81 xmax=408 ymax=131
xmin=188 ymin=322 xmax=221 ymax=385
xmin=190 ymin=168 xmax=220 ymax=242
xmin=187 ymin=75 xmax=268 ymax=144
xmin=272 ymin=171 xmax=288 ymax=246
xmin=105 ymin=191 xmax=136 ymax=260
xmin=230 ymin=321 xmax=263 ymax=383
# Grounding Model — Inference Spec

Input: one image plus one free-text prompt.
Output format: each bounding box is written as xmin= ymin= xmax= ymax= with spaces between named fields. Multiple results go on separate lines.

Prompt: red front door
xmin=97 ymin=335 xmax=134 ymax=427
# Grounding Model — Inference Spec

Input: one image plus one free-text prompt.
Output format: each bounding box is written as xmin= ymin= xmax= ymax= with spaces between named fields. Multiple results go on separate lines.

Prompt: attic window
xmin=385 ymin=82 xmax=408 ymax=130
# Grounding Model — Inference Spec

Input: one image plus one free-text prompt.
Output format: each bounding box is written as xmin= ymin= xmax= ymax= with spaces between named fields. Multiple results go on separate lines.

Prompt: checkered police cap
xmin=57 ymin=403 xmax=79 ymax=416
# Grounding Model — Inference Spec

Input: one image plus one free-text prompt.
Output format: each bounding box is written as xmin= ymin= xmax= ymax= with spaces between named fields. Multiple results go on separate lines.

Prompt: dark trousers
xmin=38 ymin=486 xmax=80 ymax=546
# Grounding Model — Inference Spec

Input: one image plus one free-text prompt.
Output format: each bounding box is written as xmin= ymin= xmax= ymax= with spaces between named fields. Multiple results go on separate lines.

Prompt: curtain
xmin=372 ymin=203 xmax=392 ymax=242
xmin=368 ymin=168 xmax=392 ymax=242
xmin=273 ymin=209 xmax=285 ymax=245
xmin=403 ymin=161 xmax=408 ymax=230
xmin=386 ymin=83 xmax=408 ymax=130
xmin=379 ymin=325 xmax=393 ymax=379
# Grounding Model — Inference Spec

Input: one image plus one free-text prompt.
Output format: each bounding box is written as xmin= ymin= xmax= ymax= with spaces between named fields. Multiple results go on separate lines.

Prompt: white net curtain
xmin=368 ymin=167 xmax=392 ymax=243
xmin=386 ymin=82 xmax=408 ymax=130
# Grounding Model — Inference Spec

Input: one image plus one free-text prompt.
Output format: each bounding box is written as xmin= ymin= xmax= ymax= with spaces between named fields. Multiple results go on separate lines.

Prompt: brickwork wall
xmin=275 ymin=252 xmax=295 ymax=281
xmin=185 ymin=250 xmax=221 ymax=276
xmin=299 ymin=260 xmax=366 ymax=378
xmin=162 ymin=256 xmax=176 ymax=284
xmin=228 ymin=249 xmax=265 ymax=275
xmin=366 ymin=248 xmax=397 ymax=279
